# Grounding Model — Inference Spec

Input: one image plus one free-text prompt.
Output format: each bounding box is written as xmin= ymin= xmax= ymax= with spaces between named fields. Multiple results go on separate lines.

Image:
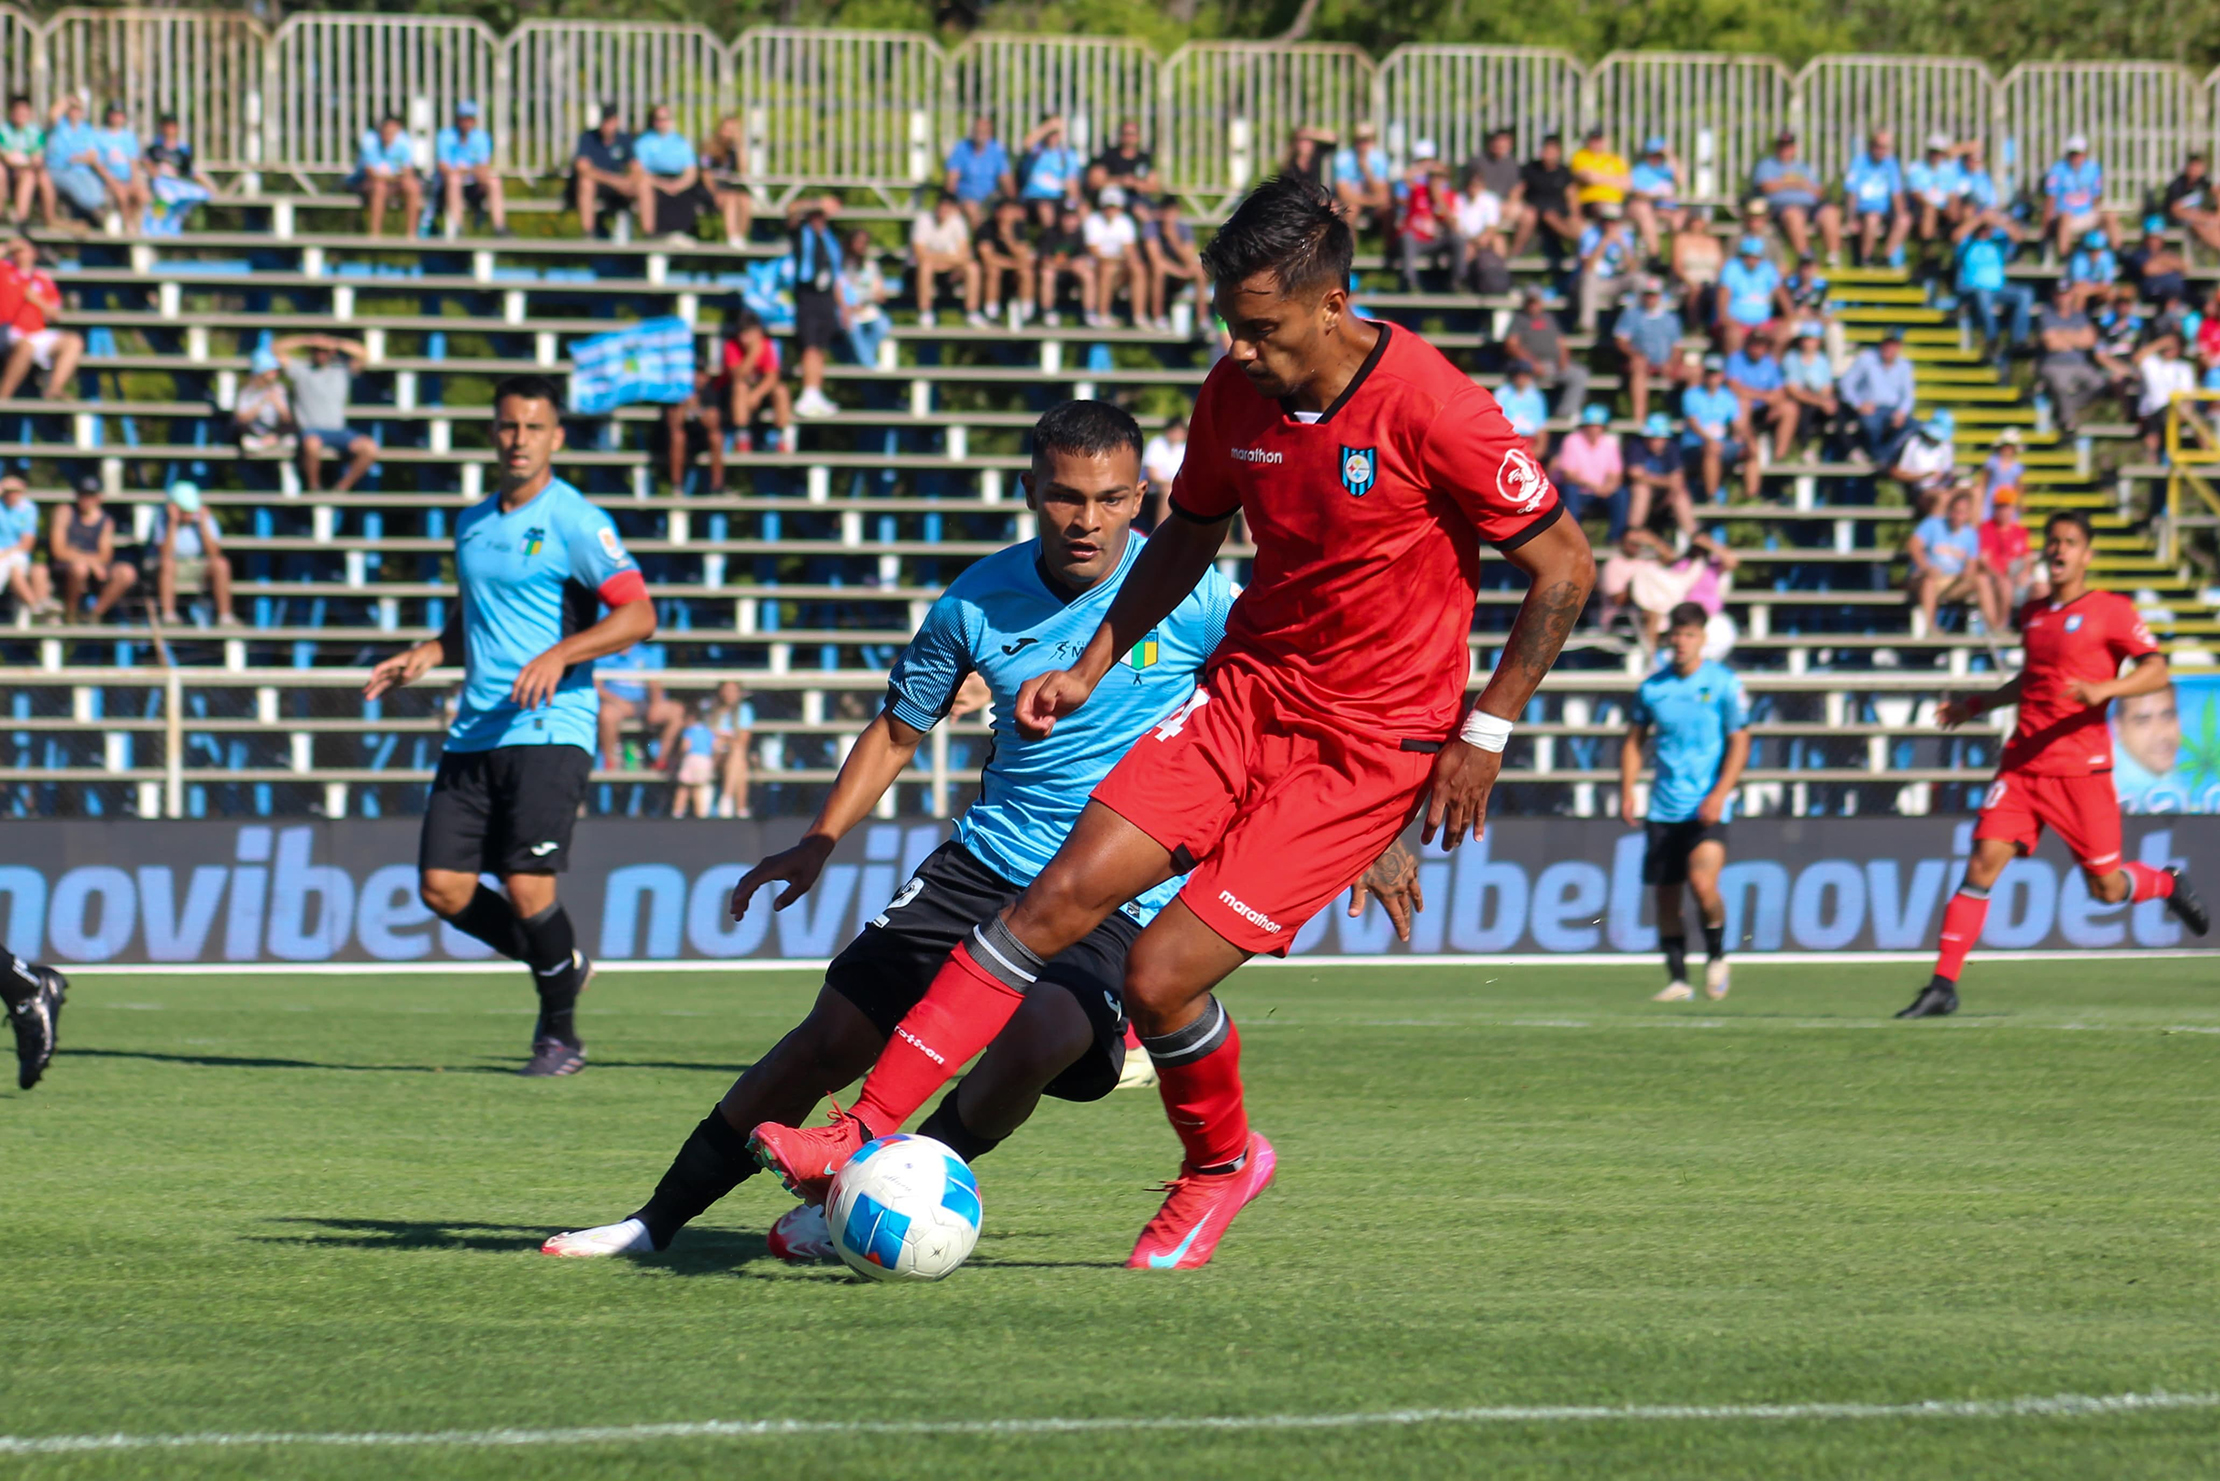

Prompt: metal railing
xmin=1376 ymin=45 xmax=1584 ymax=182
xmin=265 ymin=14 xmax=501 ymax=178
xmin=1593 ymin=52 xmax=1795 ymax=205
xmin=739 ymin=27 xmax=943 ymax=190
xmin=2000 ymin=61 xmax=2203 ymax=215
xmin=1161 ymin=41 xmax=1372 ymax=198
xmin=2163 ymin=391 xmax=2220 ymax=564
xmin=1795 ymin=55 xmax=1997 ymax=193
xmin=947 ymin=33 xmax=1156 ymax=172
xmin=505 ymin=22 xmax=729 ymax=178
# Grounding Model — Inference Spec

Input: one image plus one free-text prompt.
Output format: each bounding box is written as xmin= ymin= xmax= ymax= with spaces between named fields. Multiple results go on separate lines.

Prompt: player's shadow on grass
xmin=253 ymin=1217 xmax=556 ymax=1253
xmin=63 ymin=1048 xmax=513 ymax=1074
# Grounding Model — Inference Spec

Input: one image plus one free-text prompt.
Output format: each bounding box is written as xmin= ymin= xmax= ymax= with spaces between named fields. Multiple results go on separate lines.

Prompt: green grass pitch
xmin=5 ymin=959 xmax=2219 ymax=1478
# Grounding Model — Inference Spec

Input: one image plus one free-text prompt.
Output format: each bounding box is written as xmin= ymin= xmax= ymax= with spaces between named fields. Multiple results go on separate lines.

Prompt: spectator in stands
xmin=2065 ymin=228 xmax=2117 ymax=292
xmin=839 ymin=225 xmax=892 ymax=364
xmin=1843 ymin=129 xmax=1910 ymax=269
xmin=1466 ymin=126 xmax=1532 ymax=258
xmin=2042 ymin=134 xmax=2112 ymax=257
xmin=909 ymin=190 xmax=981 ymax=327
xmin=351 ymin=113 xmax=422 ymax=240
xmin=1502 ymin=284 xmax=1590 ymax=419
xmin=433 ymin=100 xmax=508 ymax=238
xmin=597 ymin=643 xmax=685 ymax=772
xmin=1725 ymin=328 xmax=1794 ymax=464
xmin=1974 ymin=427 xmax=2025 ymax=516
xmin=786 ymin=194 xmax=843 ymax=416
xmin=1780 ymin=254 xmax=1833 ymax=351
xmin=43 ymin=96 xmax=104 ymax=229
xmin=701 ymin=116 xmax=754 ymax=246
xmin=1625 ymin=135 xmax=1683 ymax=260
xmin=1749 ymin=130 xmax=1839 ymax=261
xmin=1601 ymin=527 xmax=1740 ymax=656
xmin=1550 ymin=403 xmax=1629 ymax=541
xmin=1521 ymin=133 xmax=1579 ymax=266
xmin=1682 ymin=354 xmax=1757 ymax=502
xmin=0 ymin=94 xmax=53 ymax=229
xmin=1017 ymin=115 xmax=1081 ymax=227
xmin=1613 ymin=277 xmax=1688 ymax=425
xmin=2136 ymin=331 xmax=2195 ymax=461
xmin=1954 ymin=216 xmax=2033 ymax=368
xmin=708 ymin=680 xmax=753 ymax=818
xmin=0 ymin=474 xmax=52 ymax=618
xmin=2090 ymin=281 xmax=2145 ymax=386
xmin=1144 ymin=195 xmax=1203 ymax=332
xmin=1839 ymin=328 xmax=1918 ymax=464
xmin=635 ymin=105 xmax=708 ymax=241
xmin=0 ymin=235 xmax=81 ymax=401
xmin=1958 ymin=139 xmax=2003 ymax=223
xmin=232 ymin=344 xmax=292 ymax=454
xmin=142 ymin=113 xmax=214 ymax=235
xmin=720 ymin=310 xmax=788 ymax=453
xmin=1670 ymin=209 xmax=1724 ymax=298
xmin=1034 ymin=202 xmax=1092 ymax=328
xmin=1088 ymin=118 xmax=1158 ymax=202
xmin=571 ymin=104 xmax=637 ymax=238
xmin=2035 ymin=289 xmax=2108 ymax=432
xmin=86 ymin=104 xmax=149 ymax=231
xmin=1890 ymin=408 xmax=1959 ymax=516
xmin=2126 ymin=217 xmax=2188 ymax=306
xmin=1906 ymin=488 xmax=1998 ymax=636
xmin=1281 ymin=126 xmax=1329 ymax=193
xmin=1714 ymin=234 xmax=1782 ymax=354
xmin=944 ymin=113 xmax=1013 ymax=227
xmin=2163 ymin=152 xmax=2220 ymax=252
xmin=1624 ymin=411 xmax=1696 ymax=539
xmin=1332 ymin=123 xmax=1394 ymax=234
xmin=1574 ymin=201 xmax=1634 ymax=334
xmin=665 ymin=320 xmax=730 ymax=493
xmin=1449 ymin=164 xmax=1509 ymax=294
xmin=1142 ymin=415 xmax=1186 ymax=529
xmin=1082 ymin=186 xmax=1143 ymax=328
xmin=1569 ymin=127 xmax=1630 ymax=214
xmin=1396 ymin=143 xmax=1450 ymax=295
xmin=152 ymin=479 xmax=234 ymax=627
xmin=1497 ymin=362 xmax=1550 ymax=461
xmin=1779 ymin=325 xmax=1839 ymax=457
xmin=975 ymin=196 xmax=1036 ymax=326
xmin=49 ymin=475 xmax=134 ymax=623
xmin=1979 ymin=487 xmax=2044 ymax=609
xmin=274 ymin=334 xmax=378 ymax=493
xmin=1906 ymin=133 xmax=1967 ymax=246
xmin=671 ymin=709 xmax=720 ymax=818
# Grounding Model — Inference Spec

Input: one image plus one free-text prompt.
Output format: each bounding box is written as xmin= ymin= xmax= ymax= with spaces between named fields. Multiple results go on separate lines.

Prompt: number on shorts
xmin=1983 ymin=777 xmax=2009 ymax=811
xmin=871 ymin=875 xmax=925 ymax=929
xmin=1153 ymin=688 xmax=1210 ymax=743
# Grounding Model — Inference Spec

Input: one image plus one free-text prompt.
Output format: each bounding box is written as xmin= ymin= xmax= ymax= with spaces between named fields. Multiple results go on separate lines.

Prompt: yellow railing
xmin=2164 ymin=391 xmax=2220 ymax=564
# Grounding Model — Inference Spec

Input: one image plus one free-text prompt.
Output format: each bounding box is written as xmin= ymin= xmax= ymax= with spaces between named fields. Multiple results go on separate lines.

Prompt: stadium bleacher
xmin=3 ymin=21 xmax=2217 ymax=824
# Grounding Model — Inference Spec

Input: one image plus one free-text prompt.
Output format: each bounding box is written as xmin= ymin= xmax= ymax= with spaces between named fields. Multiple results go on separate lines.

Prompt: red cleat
xmin=1125 ymin=1132 xmax=1276 ymax=1271
xmin=748 ymin=1105 xmax=871 ymax=1205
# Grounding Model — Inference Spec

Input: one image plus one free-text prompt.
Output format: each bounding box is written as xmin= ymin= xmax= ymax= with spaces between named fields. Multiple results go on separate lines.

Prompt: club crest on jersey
xmin=1339 ymin=445 xmax=1377 ymax=498
xmin=1497 ymin=448 xmax=1549 ymax=513
xmin=2065 ymin=614 xmax=2084 ymax=632
xmin=521 ymin=526 xmax=545 ymax=557
xmin=1125 ymin=632 xmax=1160 ymax=670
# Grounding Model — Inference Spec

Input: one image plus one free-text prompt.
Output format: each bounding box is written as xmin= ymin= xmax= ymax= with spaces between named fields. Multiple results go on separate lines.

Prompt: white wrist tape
xmin=1459 ymin=709 xmax=1514 ymax=753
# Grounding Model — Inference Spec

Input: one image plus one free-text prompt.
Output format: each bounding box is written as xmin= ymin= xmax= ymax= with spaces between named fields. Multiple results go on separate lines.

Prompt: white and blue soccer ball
xmin=825 ymin=1133 xmax=982 ymax=1282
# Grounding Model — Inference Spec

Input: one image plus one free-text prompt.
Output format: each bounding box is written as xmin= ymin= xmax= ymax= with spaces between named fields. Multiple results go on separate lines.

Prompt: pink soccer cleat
xmin=1125 ymin=1132 xmax=1276 ymax=1271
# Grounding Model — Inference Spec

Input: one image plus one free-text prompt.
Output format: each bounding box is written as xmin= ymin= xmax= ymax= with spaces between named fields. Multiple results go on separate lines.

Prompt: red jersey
xmin=1978 ymin=518 xmax=2027 ymax=577
xmin=1170 ymin=322 xmax=1561 ymax=741
xmin=2002 ymin=589 xmax=2159 ymax=776
xmin=0 ymin=261 xmax=54 ymax=334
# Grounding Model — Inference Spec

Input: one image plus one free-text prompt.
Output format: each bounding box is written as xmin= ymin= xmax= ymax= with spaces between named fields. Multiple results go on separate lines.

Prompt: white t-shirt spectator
xmin=1452 ymin=188 xmax=1503 ymax=239
xmin=1083 ymin=209 xmax=1137 ymax=259
xmin=1142 ymin=432 xmax=1185 ymax=488
xmin=910 ymin=210 xmax=970 ymax=258
xmin=2139 ymin=352 xmax=2196 ymax=418
xmin=1894 ymin=434 xmax=1956 ymax=491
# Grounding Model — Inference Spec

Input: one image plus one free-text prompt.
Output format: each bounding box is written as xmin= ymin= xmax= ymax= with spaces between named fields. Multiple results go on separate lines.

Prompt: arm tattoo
xmin=1498 ymin=578 xmax=1587 ymax=691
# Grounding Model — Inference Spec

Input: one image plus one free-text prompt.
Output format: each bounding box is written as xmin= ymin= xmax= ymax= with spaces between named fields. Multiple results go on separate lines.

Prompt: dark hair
xmin=2044 ymin=509 xmax=2094 ymax=542
xmin=1031 ymin=399 xmax=1143 ymax=470
xmin=5 ymin=95 xmax=26 ymax=109
xmin=1667 ymin=602 xmax=1709 ymax=633
xmin=1199 ymin=173 xmax=1352 ymax=301
xmin=157 ymin=112 xmax=177 ymax=126
xmin=381 ymin=111 xmax=404 ymax=126
xmin=492 ymin=374 xmax=564 ymax=413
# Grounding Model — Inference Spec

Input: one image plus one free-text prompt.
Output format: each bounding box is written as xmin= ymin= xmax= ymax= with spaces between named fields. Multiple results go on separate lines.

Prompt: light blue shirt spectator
xmin=1956 ymin=231 xmax=2010 ymax=293
xmin=1782 ymin=345 xmax=1833 ymax=394
xmin=635 ymin=126 xmax=694 ymax=177
xmin=1629 ymin=157 xmax=1677 ymax=207
xmin=1496 ymin=378 xmax=1547 ymax=438
xmin=1333 ymin=144 xmax=1389 ymax=188
xmin=2045 ymin=154 xmax=2104 ymax=215
xmin=44 ymin=115 xmax=96 ymax=172
xmin=435 ymin=123 xmax=492 ymax=171
xmin=1844 ymin=151 xmax=1904 ymax=215
xmin=1906 ymin=155 xmax=1963 ymax=207
xmin=1840 ymin=346 xmax=1917 ymax=412
xmin=1913 ymin=514 xmax=1981 ymax=577
xmin=1961 ymin=167 xmax=1999 ymax=210
xmin=1020 ymin=144 xmax=1078 ymax=200
xmin=1751 ymin=155 xmax=1820 ymax=209
xmin=0 ymin=493 xmax=37 ymax=549
xmin=1613 ymin=299 xmax=1682 ymax=366
xmin=1681 ymin=382 xmax=1742 ymax=444
xmin=92 ymin=122 xmax=138 ymax=176
xmin=1719 ymin=254 xmax=1780 ymax=326
xmin=2066 ymin=243 xmax=2117 ymax=287
xmin=1724 ymin=348 xmax=1783 ymax=395
xmin=1576 ymin=223 xmax=1633 ymax=278
xmin=356 ymin=127 xmax=414 ymax=176
xmin=944 ymin=136 xmax=1009 ymax=204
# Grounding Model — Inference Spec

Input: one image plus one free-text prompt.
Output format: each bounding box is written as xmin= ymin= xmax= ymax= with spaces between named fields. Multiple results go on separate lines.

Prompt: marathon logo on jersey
xmin=1339 ymin=445 xmax=1377 ymax=498
xmin=1217 ymin=890 xmax=1282 ymax=934
xmin=1230 ymin=446 xmax=1283 ymax=464
xmin=522 ymin=526 xmax=545 ymax=557
xmin=1497 ymin=448 xmax=1550 ymax=513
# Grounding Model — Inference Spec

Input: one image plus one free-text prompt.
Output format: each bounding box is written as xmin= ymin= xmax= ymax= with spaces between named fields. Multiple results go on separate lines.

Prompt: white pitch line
xmin=2 ymin=1390 xmax=2212 ymax=1455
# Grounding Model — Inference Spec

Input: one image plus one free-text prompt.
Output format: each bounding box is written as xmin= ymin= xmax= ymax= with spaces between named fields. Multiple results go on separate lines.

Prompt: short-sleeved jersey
xmin=0 ymin=495 xmax=37 ymax=549
xmin=1170 ymin=322 xmax=1562 ymax=743
xmin=2004 ymin=589 xmax=2160 ymax=776
xmin=449 ymin=478 xmax=647 ymax=754
xmin=886 ymin=534 xmax=1235 ymax=923
xmin=1632 ymin=659 xmax=1748 ymax=823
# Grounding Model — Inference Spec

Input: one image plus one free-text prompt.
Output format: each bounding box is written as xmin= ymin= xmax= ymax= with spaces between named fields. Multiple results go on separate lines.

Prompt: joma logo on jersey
xmin=521 ymin=527 xmax=545 ymax=557
xmin=1230 ymin=446 xmax=1282 ymax=464
xmin=1339 ymin=445 xmax=1377 ymax=497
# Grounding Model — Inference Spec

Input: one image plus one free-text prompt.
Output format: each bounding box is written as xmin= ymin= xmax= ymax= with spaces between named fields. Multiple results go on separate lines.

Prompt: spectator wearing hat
xmin=0 ymin=473 xmax=53 ymax=617
xmin=1569 ymin=127 xmax=1630 ymax=212
xmin=1082 ymin=186 xmax=1144 ymax=328
xmin=1624 ymin=411 xmax=1696 ymax=538
xmin=1394 ymin=142 xmax=1450 ymax=294
xmin=1714 ymin=234 xmax=1783 ymax=354
xmin=1974 ymin=427 xmax=2025 ymax=518
xmin=944 ymin=113 xmax=1014 ymax=228
xmin=1979 ymin=483 xmax=2044 ymax=608
xmin=1681 ymin=355 xmax=1758 ymax=502
xmin=1953 ymin=216 xmax=2033 ymax=368
xmin=1496 ymin=362 xmax=1550 ymax=462
xmin=0 ymin=94 xmax=55 ymax=229
xmin=2125 ymin=217 xmax=2188 ymax=305
xmin=1724 ymin=328 xmax=1794 ymax=464
xmin=1843 ymin=129 xmax=1910 ymax=269
xmin=1625 ymin=135 xmax=1683 ymax=259
xmin=142 ymin=112 xmax=215 ymax=235
xmin=1906 ymin=487 xmax=1997 ymax=636
xmin=1891 ymin=409 xmax=1959 ymax=517
xmin=274 ymin=333 xmax=378 ymax=493
xmin=2043 ymin=134 xmax=2113 ymax=258
xmin=0 ymin=235 xmax=83 ymax=401
xmin=2163 ymin=152 xmax=2220 ymax=253
xmin=2065 ymin=228 xmax=2117 ymax=292
xmin=49 ymin=475 xmax=134 ymax=623
xmin=1331 ymin=123 xmax=1394 ymax=234
xmin=232 ymin=343 xmax=293 ymax=453
xmin=572 ymin=105 xmax=638 ymax=238
xmin=1749 ymin=131 xmax=1841 ymax=261
xmin=434 ymin=100 xmax=509 ymax=238
xmin=1612 ymin=277 xmax=1689 ymax=425
xmin=2034 ymin=289 xmax=2107 ymax=432
xmin=1551 ymin=404 xmax=1631 ymax=541
xmin=1017 ymin=116 xmax=1083 ymax=229
xmin=1502 ymin=285 xmax=1591 ymax=421
xmin=152 ymin=480 xmax=234 ymax=627
xmin=1574 ymin=199 xmax=1635 ymax=333
xmin=1906 ymin=133 xmax=1968 ymax=245
xmin=351 ymin=113 xmax=422 ymax=239
xmin=1779 ymin=325 xmax=1839 ymax=458
xmin=42 ymin=96 xmax=107 ymax=228
xmin=2136 ymin=331 xmax=2195 ymax=462
xmin=1839 ymin=329 xmax=1918 ymax=464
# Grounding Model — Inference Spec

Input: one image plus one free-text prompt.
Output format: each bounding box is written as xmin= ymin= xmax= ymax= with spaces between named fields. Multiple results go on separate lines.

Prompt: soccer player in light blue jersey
xmin=1619 ymin=602 xmax=1750 ymax=1003
xmin=364 ymin=375 xmax=655 ymax=1076
xmin=541 ymin=400 xmax=1418 ymax=1260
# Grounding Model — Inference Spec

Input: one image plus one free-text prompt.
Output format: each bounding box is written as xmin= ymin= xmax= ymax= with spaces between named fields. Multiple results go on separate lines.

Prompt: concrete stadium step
xmin=1834 ymin=306 xmax=1947 ymax=326
xmin=1826 ymin=285 xmax=1929 ymax=306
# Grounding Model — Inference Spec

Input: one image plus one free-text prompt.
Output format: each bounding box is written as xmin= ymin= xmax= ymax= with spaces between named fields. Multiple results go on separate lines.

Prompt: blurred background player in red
xmin=750 ymin=174 xmax=1596 ymax=1270
xmin=1899 ymin=510 xmax=2207 ymax=1018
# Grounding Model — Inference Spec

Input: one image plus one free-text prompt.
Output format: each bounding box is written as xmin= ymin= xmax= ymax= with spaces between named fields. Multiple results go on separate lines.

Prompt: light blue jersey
xmin=449 ymin=477 xmax=641 ymax=754
xmin=1632 ymin=658 xmax=1748 ymax=823
xmin=886 ymin=533 xmax=1235 ymax=924
xmin=0 ymin=496 xmax=37 ymax=549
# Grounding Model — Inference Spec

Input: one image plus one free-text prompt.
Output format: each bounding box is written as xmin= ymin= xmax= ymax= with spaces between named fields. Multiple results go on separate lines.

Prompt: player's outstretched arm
xmin=362 ymin=606 xmax=462 ymax=699
xmin=1425 ymin=514 xmax=1595 ymax=847
xmin=1936 ymin=673 xmax=2023 ymax=728
xmin=731 ymin=709 xmax=929 ymax=917
xmin=511 ymin=597 xmax=655 ymax=710
xmin=1014 ymin=508 xmax=1232 ymax=741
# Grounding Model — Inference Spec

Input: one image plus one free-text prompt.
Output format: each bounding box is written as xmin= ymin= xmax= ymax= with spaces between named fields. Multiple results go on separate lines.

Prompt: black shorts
xmin=794 ymin=288 xmax=841 ymax=353
xmin=419 ymin=744 xmax=593 ymax=877
xmin=1643 ymin=818 xmax=1729 ymax=887
xmin=825 ymin=841 xmax=1134 ymax=1103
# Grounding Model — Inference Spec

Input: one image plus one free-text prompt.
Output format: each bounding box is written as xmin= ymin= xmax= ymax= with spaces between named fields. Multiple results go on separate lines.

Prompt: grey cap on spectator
xmin=2065 ymin=133 xmax=2089 ymax=153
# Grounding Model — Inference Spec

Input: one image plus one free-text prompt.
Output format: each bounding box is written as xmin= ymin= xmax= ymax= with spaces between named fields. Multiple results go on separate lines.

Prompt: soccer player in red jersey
xmin=751 ymin=175 xmax=1596 ymax=1267
xmin=1898 ymin=510 xmax=2208 ymax=1018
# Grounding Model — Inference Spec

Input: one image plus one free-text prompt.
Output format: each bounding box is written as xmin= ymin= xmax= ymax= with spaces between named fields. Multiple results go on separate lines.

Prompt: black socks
xmin=918 ymin=1088 xmax=1005 ymax=1164
xmin=1702 ymin=921 xmax=1726 ymax=962
xmin=632 ymin=1110 xmax=759 ymax=1250
xmin=519 ymin=902 xmax=580 ymax=1046
xmin=1 ymin=948 xmax=38 ymax=1010
xmin=1661 ymin=935 xmax=1688 ymax=983
xmin=442 ymin=885 xmax=531 ymax=961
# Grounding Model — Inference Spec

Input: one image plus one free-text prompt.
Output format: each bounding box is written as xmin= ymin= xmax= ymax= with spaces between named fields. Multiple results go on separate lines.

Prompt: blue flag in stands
xmin=568 ymin=316 xmax=694 ymax=414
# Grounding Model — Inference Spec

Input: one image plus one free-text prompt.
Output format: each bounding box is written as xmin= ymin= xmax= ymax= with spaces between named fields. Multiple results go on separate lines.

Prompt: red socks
xmin=2125 ymin=863 xmax=2175 ymax=903
xmin=850 ymin=942 xmax=1025 ymax=1137
xmin=1155 ymin=1017 xmax=1250 ymax=1171
xmin=1933 ymin=887 xmax=1990 ymax=984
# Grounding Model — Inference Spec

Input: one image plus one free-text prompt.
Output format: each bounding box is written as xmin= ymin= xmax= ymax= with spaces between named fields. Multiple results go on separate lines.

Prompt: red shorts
xmin=1089 ymin=660 xmax=1437 ymax=954
xmin=1972 ymin=769 xmax=2124 ymax=872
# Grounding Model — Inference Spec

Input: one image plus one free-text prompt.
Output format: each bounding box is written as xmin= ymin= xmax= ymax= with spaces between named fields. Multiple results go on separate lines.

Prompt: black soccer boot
xmin=12 ymin=965 xmax=67 ymax=1090
xmin=1894 ymin=976 xmax=1959 ymax=1019
xmin=2163 ymin=868 xmax=2209 ymax=938
xmin=520 ymin=1035 xmax=588 ymax=1078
